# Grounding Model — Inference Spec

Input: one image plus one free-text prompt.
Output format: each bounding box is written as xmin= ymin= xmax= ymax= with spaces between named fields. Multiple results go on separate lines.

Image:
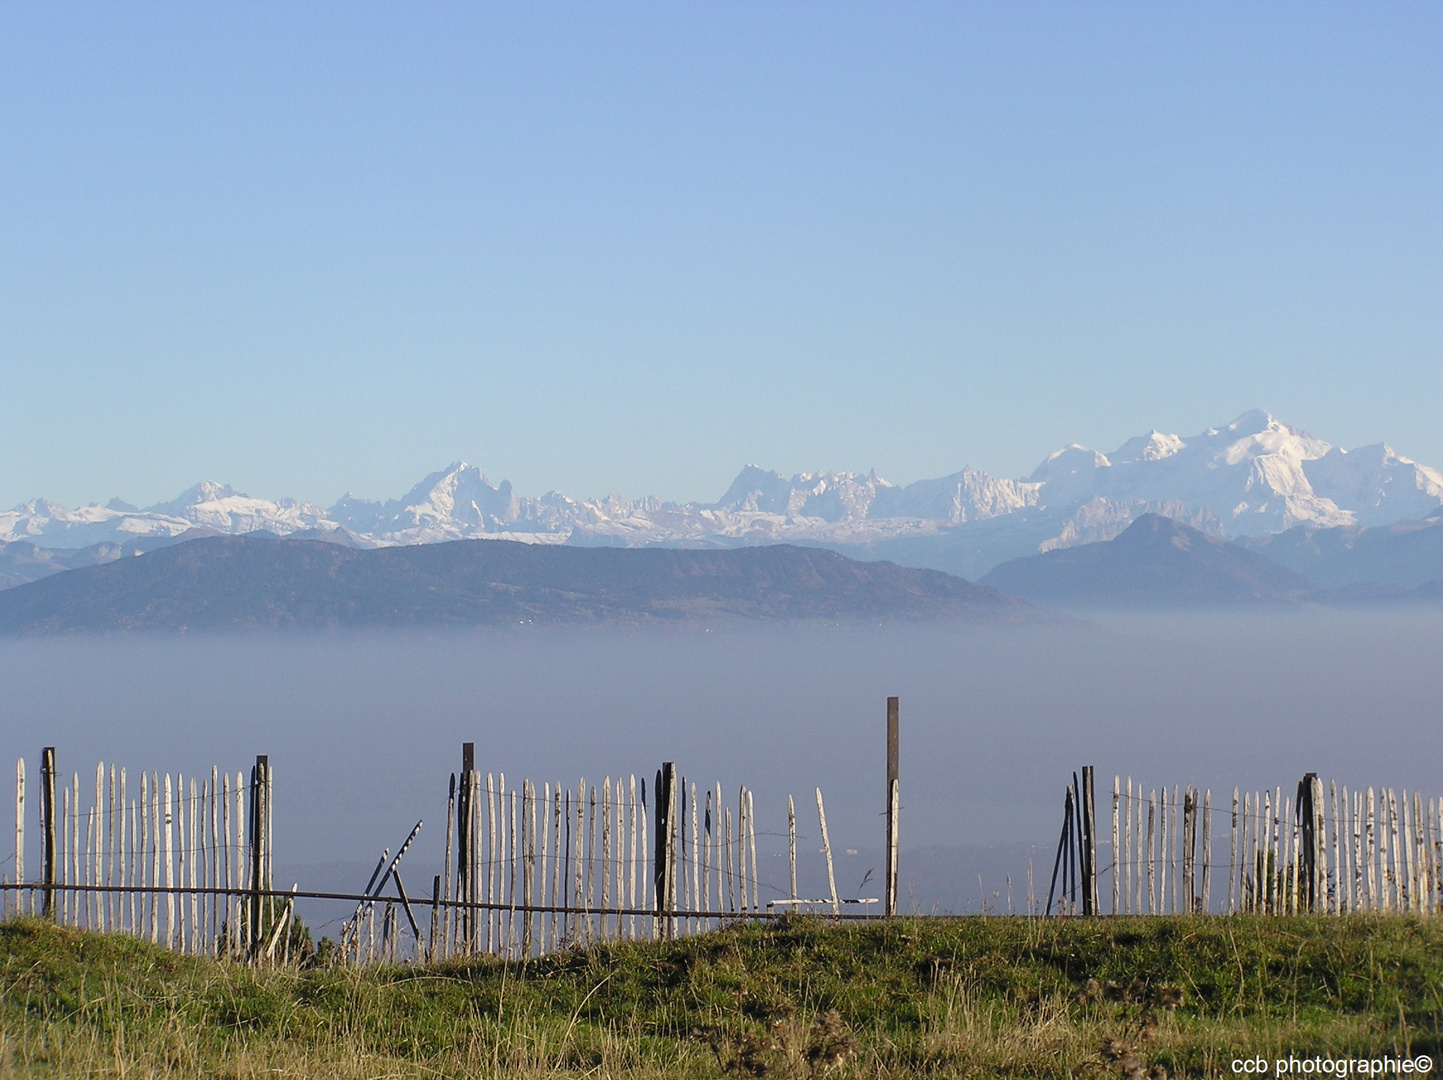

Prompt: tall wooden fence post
xmin=40 ymin=747 xmax=56 ymax=918
xmin=247 ymin=755 xmax=270 ymax=960
xmin=13 ymin=758 xmax=23 ymax=918
xmin=1297 ymin=772 xmax=1318 ymax=912
xmin=458 ymin=742 xmax=474 ymax=951
xmin=654 ymin=763 xmax=676 ymax=939
xmin=884 ymin=696 xmax=899 ymax=917
xmin=1080 ymin=766 xmax=1097 ymax=915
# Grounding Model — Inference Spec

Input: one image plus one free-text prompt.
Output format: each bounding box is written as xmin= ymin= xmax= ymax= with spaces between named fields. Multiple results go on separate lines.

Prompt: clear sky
xmin=2 ymin=3 xmax=1440 ymax=510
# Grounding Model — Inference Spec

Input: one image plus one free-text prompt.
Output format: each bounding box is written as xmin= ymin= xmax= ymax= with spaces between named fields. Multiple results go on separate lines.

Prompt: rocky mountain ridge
xmin=4 ymin=411 xmax=1440 ymax=581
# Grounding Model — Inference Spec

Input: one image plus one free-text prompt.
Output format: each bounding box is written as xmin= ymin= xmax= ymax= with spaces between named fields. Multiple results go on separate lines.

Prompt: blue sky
xmin=2 ymin=3 xmax=1440 ymax=509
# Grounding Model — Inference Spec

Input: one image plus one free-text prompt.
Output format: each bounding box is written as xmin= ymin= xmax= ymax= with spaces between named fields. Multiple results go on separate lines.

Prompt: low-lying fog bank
xmin=2 ymin=611 xmax=1439 ymax=925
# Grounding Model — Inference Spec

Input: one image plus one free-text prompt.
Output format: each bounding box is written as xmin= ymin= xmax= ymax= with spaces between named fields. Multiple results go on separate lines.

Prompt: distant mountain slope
xmin=978 ymin=514 xmax=1319 ymax=608
xmin=0 ymin=536 xmax=1027 ymax=634
xmin=0 ymin=529 xmax=224 ymax=589
xmin=1235 ymin=517 xmax=1443 ymax=588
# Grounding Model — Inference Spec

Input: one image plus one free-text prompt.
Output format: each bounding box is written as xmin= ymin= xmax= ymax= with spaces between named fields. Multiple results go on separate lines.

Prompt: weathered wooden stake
xmin=690 ymin=782 xmax=701 ymax=932
xmin=457 ymin=744 xmax=473 ymax=951
xmin=247 ymin=757 xmax=269 ymax=959
xmin=724 ymin=805 xmax=735 ymax=912
xmin=1145 ymin=791 xmax=1156 ymax=914
xmin=884 ymin=696 xmax=899 ymax=917
xmin=14 ymin=759 xmax=24 ymax=917
xmin=1194 ymin=785 xmax=1206 ymax=912
xmin=40 ymin=747 xmax=56 ymax=917
xmin=93 ymin=763 xmax=104 ymax=932
xmin=816 ymin=787 xmax=838 ymax=917
xmin=1296 ymin=773 xmax=1318 ymax=912
xmin=1111 ymin=775 xmax=1120 ymax=915
xmin=556 ymin=783 xmax=567 ymax=945
xmin=1046 ymin=789 xmax=1070 ymax=916
xmin=573 ymin=778 xmax=585 ymax=943
xmin=654 ymin=763 xmax=677 ymax=938
xmin=747 ymin=788 xmax=758 ymax=915
xmin=1080 ymin=766 xmax=1097 ymax=915
xmin=787 ymin=794 xmax=797 ymax=903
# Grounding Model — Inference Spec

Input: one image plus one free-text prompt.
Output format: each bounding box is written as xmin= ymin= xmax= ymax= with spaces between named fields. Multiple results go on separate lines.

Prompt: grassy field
xmin=1 ymin=914 xmax=1439 ymax=1078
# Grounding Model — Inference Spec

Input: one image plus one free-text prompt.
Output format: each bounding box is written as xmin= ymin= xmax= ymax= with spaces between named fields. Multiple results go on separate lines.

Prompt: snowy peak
xmin=712 ymin=465 xmax=796 ymax=513
xmin=2 ymin=412 xmax=1440 ymax=582
xmin=1110 ymin=431 xmax=1184 ymax=464
xmin=1028 ymin=445 xmax=1113 ymax=505
xmin=329 ymin=462 xmax=521 ymax=540
xmin=1021 ymin=411 xmax=1351 ymax=535
xmin=145 ymin=481 xmax=245 ymax=516
xmin=1303 ymin=444 xmax=1443 ymax=526
xmin=710 ymin=466 xmax=896 ymax=522
xmin=711 ymin=464 xmax=1036 ymax=526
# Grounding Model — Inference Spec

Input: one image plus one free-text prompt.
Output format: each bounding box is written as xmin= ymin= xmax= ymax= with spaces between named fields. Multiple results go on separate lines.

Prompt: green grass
xmin=2 ymin=914 xmax=1440 ymax=1078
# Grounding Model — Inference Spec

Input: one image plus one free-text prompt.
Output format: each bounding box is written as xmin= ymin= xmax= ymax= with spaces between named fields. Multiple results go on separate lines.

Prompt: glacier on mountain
xmin=4 ymin=411 xmax=1441 ymax=578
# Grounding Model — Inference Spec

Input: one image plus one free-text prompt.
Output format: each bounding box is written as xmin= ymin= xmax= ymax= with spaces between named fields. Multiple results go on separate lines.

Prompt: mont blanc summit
xmin=3 ymin=412 xmax=1440 ymax=581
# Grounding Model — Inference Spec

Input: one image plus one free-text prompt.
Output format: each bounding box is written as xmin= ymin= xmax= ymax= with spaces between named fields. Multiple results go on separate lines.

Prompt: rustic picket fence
xmin=2 ymin=749 xmax=292 ymax=960
xmin=1047 ymin=768 xmax=1443 ymax=917
xmin=343 ymin=750 xmax=878 ymax=965
xmin=8 ymin=725 xmax=1442 ymax=970
xmin=3 ymin=746 xmax=877 ymax=967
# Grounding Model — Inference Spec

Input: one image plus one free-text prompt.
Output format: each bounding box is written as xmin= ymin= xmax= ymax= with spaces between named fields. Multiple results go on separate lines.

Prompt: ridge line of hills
xmin=0 ymin=535 xmax=1030 ymax=634
xmin=979 ymin=514 xmax=1443 ymax=610
xmin=0 ymin=512 xmax=1438 ymax=635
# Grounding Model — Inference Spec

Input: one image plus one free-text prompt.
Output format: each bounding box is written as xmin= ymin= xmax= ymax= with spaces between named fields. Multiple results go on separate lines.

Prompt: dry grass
xmin=2 ymin=914 xmax=1439 ymax=1078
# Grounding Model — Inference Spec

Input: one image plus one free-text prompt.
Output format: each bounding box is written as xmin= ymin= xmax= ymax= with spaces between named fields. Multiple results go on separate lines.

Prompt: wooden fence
xmin=4 ymin=746 xmax=874 ymax=966
xmin=2 ymin=750 xmax=291 ymax=960
xmin=1047 ymin=768 xmax=1443 ymax=916
xmin=7 ymin=729 xmax=1442 ymax=970
xmin=343 ymin=750 xmax=877 ymax=964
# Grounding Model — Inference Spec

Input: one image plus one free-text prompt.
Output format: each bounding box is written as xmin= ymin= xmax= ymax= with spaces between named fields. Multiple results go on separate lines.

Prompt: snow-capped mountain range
xmin=4 ymin=411 xmax=1441 ymax=579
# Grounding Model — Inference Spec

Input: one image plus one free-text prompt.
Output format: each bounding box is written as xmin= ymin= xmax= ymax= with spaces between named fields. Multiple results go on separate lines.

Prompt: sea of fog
xmin=2 ymin=611 xmax=1440 ymax=934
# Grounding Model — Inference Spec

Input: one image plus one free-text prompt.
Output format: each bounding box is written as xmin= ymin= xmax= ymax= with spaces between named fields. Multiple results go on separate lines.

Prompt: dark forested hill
xmin=0 ymin=535 xmax=1027 ymax=633
xmin=979 ymin=514 xmax=1319 ymax=608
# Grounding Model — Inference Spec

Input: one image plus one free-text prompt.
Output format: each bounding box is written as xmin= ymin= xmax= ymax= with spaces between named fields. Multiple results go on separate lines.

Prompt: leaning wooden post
xmin=1045 ymin=789 xmax=1070 ymax=916
xmin=884 ymin=696 xmax=900 ymax=917
xmin=816 ymin=787 xmax=839 ymax=917
xmin=40 ymin=747 xmax=56 ymax=918
xmin=653 ymin=763 xmax=676 ymax=939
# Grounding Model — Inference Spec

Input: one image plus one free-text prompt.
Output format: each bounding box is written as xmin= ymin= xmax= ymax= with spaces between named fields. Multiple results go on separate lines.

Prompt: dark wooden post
xmin=1297 ymin=772 xmax=1318 ymax=912
xmin=653 ymin=763 xmax=676 ymax=938
xmin=458 ymin=743 xmax=473 ymax=949
xmin=884 ymin=697 xmax=899 ymax=917
xmin=39 ymin=747 xmax=56 ymax=917
xmin=430 ymin=874 xmax=441 ymax=962
xmin=1080 ymin=766 xmax=1098 ymax=915
xmin=247 ymin=755 xmax=269 ymax=959
xmin=1046 ymin=788 xmax=1072 ymax=916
